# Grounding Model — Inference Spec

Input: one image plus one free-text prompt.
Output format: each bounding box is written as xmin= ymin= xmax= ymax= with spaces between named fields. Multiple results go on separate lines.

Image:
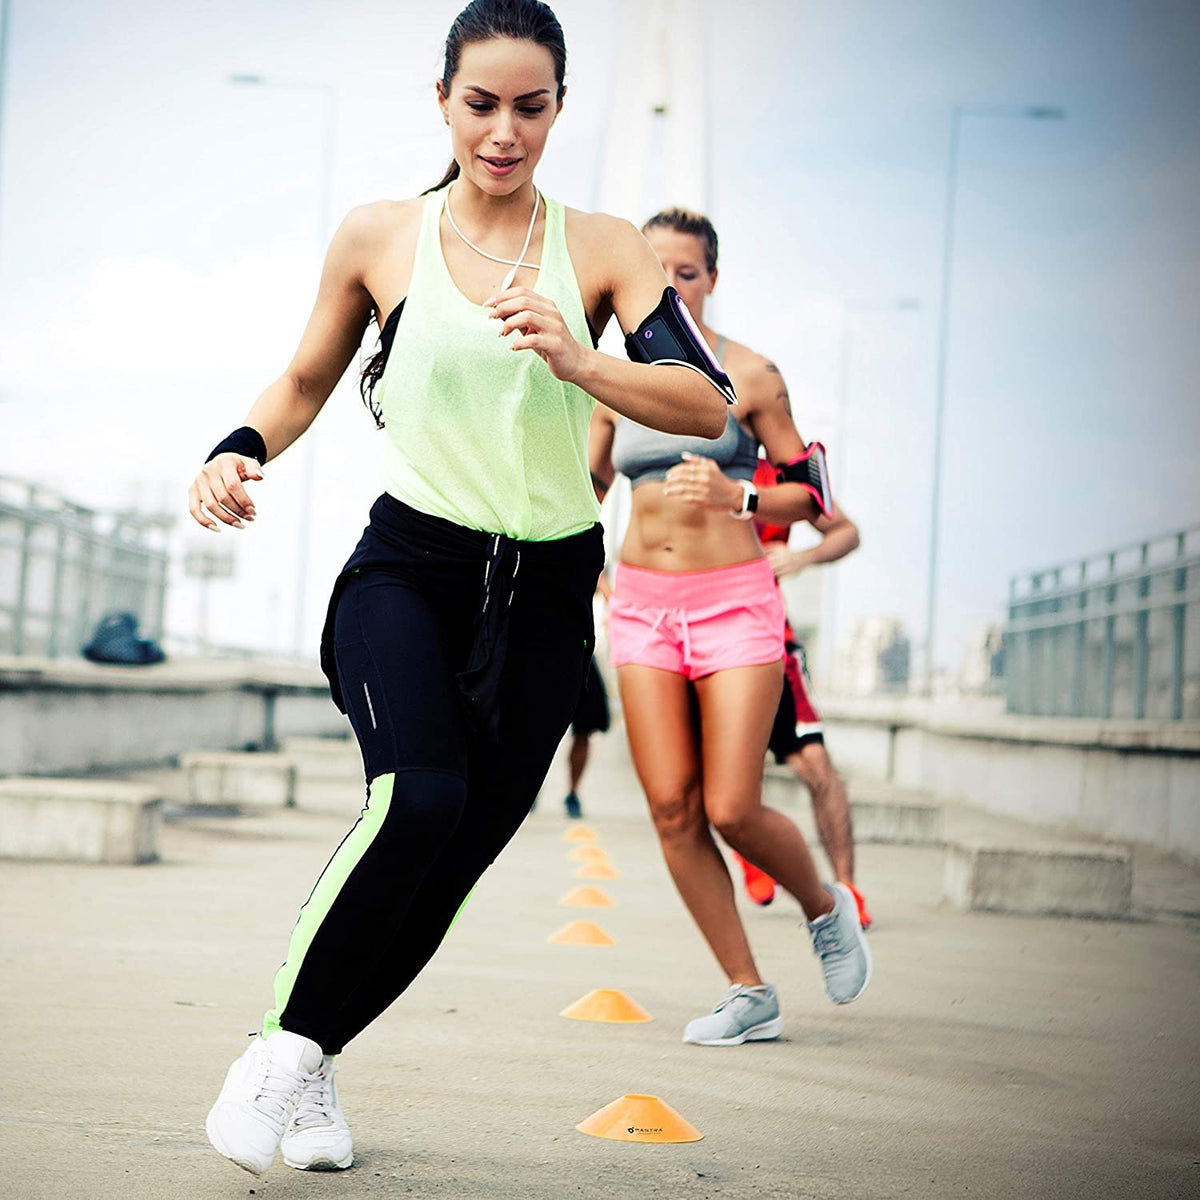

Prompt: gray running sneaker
xmin=808 ymin=882 xmax=872 ymax=1004
xmin=682 ymin=984 xmax=783 ymax=1046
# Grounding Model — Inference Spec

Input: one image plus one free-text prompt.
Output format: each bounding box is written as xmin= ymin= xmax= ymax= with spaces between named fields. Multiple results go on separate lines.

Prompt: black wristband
xmin=206 ymin=426 xmax=268 ymax=465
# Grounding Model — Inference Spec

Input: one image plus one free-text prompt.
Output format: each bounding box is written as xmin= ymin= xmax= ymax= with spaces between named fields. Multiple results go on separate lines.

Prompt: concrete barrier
xmin=180 ymin=751 xmax=296 ymax=810
xmin=0 ymin=655 xmax=350 ymax=777
xmin=0 ymin=777 xmax=162 ymax=864
xmin=943 ymin=840 xmax=1133 ymax=919
xmin=821 ymin=700 xmax=1200 ymax=864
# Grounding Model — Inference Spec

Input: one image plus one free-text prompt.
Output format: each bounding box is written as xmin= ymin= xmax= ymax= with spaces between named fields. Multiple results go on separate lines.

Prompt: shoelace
xmin=290 ymin=1068 xmax=337 ymax=1130
xmin=811 ymin=918 xmax=843 ymax=958
xmin=250 ymin=1055 xmax=318 ymax=1125
xmin=713 ymin=985 xmax=763 ymax=1014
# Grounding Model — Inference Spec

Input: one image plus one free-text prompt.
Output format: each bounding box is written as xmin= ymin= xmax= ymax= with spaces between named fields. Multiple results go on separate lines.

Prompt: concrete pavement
xmin=2 ymin=728 xmax=1198 ymax=1199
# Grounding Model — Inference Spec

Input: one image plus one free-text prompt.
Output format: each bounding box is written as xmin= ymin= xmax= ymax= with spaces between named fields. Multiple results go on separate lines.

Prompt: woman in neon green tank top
xmin=188 ymin=0 xmax=726 ymax=1178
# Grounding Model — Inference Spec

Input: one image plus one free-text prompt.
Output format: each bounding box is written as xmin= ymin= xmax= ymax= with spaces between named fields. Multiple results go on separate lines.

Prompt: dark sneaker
xmin=564 ymin=792 xmax=583 ymax=819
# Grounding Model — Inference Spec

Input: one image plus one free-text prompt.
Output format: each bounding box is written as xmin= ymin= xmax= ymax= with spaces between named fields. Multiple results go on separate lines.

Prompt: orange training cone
xmin=563 ymin=827 xmax=599 ymax=843
xmin=558 ymin=885 xmax=615 ymax=907
xmin=576 ymin=1094 xmax=703 ymax=1143
xmin=568 ymin=845 xmax=609 ymax=862
xmin=560 ymin=988 xmax=652 ymax=1023
xmin=547 ymin=920 xmax=616 ymax=946
xmin=575 ymin=861 xmax=620 ymax=880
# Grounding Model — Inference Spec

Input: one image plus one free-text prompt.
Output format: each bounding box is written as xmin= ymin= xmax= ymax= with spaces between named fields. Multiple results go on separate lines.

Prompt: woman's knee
xmin=708 ymin=797 xmax=764 ymax=846
xmin=646 ymin=779 xmax=705 ymax=842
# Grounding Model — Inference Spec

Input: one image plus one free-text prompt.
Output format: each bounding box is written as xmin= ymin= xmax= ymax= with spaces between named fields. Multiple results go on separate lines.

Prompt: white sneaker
xmin=205 ymin=1030 xmax=323 ymax=1175
xmin=281 ymin=1055 xmax=354 ymax=1171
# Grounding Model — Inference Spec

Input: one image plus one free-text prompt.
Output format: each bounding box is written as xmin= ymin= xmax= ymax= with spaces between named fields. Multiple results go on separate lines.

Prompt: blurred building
xmin=960 ymin=621 xmax=1006 ymax=695
xmin=833 ymin=615 xmax=911 ymax=696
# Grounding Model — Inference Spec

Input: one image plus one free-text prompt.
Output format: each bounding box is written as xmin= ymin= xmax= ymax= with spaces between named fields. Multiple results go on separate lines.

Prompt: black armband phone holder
xmin=206 ymin=426 xmax=268 ymax=466
xmin=776 ymin=442 xmax=832 ymax=518
xmin=625 ymin=287 xmax=738 ymax=405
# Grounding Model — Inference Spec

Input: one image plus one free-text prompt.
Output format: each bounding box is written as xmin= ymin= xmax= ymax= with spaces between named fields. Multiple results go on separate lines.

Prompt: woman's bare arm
xmin=587 ymin=404 xmax=618 ymax=502
xmin=570 ymin=216 xmax=727 ymax=438
xmin=244 ymin=206 xmax=388 ymax=460
xmin=745 ymin=359 xmax=821 ymax=526
xmin=767 ymin=504 xmax=860 ymax=578
xmin=188 ymin=204 xmax=395 ymax=531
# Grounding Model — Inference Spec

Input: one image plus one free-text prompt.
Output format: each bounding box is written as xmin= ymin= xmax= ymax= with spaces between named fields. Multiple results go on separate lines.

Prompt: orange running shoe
xmin=733 ymin=851 xmax=776 ymax=906
xmin=842 ymin=881 xmax=873 ymax=930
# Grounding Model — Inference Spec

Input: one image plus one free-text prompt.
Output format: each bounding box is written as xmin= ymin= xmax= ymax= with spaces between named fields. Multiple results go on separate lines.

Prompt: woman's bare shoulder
xmin=340 ymin=197 xmax=424 ymax=246
xmin=563 ymin=208 xmax=648 ymax=260
xmin=719 ymin=338 xmax=788 ymax=410
xmin=592 ymin=399 xmax=621 ymax=426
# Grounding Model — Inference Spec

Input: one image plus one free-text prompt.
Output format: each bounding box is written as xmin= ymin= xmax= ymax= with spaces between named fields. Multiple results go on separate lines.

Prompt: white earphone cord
xmin=445 ymin=184 xmax=542 ymax=293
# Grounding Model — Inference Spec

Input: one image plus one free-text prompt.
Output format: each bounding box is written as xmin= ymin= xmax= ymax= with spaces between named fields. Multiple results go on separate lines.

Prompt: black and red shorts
xmin=767 ymin=627 xmax=824 ymax=763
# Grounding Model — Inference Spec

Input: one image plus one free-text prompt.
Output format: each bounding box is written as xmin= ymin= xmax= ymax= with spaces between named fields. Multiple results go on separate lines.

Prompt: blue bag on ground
xmin=82 ymin=611 xmax=166 ymax=665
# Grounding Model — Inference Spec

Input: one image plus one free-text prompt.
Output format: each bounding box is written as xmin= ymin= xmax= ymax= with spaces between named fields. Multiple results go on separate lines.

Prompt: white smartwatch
xmin=731 ymin=479 xmax=759 ymax=521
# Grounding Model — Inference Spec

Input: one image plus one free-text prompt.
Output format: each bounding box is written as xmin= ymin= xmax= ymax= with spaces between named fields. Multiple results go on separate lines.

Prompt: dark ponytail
xmin=362 ymin=0 xmax=569 ymax=424
xmin=423 ymin=160 xmax=462 ymax=196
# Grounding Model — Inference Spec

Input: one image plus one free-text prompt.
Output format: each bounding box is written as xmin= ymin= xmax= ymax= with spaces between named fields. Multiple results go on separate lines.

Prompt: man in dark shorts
xmin=563 ymin=656 xmax=610 ymax=818
xmin=735 ymin=460 xmax=872 ymax=929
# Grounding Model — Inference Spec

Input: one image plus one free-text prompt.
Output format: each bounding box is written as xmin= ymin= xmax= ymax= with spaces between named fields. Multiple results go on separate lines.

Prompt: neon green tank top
xmin=376 ymin=185 xmax=599 ymax=542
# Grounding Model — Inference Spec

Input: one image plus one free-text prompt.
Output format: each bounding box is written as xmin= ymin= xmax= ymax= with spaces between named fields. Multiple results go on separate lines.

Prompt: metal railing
xmin=1005 ymin=525 xmax=1200 ymax=719
xmin=0 ymin=476 xmax=172 ymax=659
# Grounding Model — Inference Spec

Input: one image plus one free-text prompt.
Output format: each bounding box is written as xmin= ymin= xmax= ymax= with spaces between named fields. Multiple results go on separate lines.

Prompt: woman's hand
xmin=766 ymin=542 xmax=806 ymax=579
xmin=662 ymin=451 xmax=743 ymax=511
xmin=188 ymin=453 xmax=263 ymax=531
xmin=485 ymin=286 xmax=588 ymax=382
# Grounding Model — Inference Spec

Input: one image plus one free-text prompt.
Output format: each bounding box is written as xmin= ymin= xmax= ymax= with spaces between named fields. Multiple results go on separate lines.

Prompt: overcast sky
xmin=1 ymin=0 xmax=1197 ymax=670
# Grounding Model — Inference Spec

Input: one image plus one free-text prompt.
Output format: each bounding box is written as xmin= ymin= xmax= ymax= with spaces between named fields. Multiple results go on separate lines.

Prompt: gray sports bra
xmin=611 ymin=335 xmax=759 ymax=487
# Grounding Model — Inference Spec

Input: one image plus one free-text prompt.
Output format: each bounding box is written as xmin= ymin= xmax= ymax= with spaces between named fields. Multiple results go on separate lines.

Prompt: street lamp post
xmin=0 ymin=0 xmax=10 ymax=261
xmin=923 ymin=103 xmax=1065 ymax=694
xmin=229 ymin=74 xmax=338 ymax=658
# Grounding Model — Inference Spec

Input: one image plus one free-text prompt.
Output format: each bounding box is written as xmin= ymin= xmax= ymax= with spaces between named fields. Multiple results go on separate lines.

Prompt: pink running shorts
xmin=608 ymin=557 xmax=786 ymax=680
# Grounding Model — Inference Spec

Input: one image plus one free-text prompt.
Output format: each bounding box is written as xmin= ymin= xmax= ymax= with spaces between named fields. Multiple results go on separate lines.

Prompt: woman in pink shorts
xmin=589 ymin=208 xmax=871 ymax=1045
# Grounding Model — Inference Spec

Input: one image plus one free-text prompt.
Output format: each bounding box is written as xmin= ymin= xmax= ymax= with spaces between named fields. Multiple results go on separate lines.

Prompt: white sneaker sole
xmin=283 ymin=1150 xmax=354 ymax=1171
xmin=682 ymin=1015 xmax=784 ymax=1046
xmin=828 ymin=882 xmax=873 ymax=1004
xmin=205 ymin=1110 xmax=271 ymax=1176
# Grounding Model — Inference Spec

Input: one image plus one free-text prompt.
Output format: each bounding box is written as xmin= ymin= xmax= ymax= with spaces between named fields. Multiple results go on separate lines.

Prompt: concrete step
xmin=280 ymin=735 xmax=363 ymax=810
xmin=852 ymin=800 xmax=943 ymax=845
xmin=0 ymin=777 xmax=162 ymax=864
xmin=762 ymin=767 xmax=943 ymax=845
xmin=944 ymin=840 xmax=1133 ymax=919
xmin=179 ymin=751 xmax=296 ymax=810
xmin=281 ymin=734 xmax=357 ymax=766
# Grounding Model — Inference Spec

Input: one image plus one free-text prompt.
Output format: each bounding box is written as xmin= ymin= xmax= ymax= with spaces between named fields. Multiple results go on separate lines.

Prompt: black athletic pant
xmin=264 ymin=496 xmax=602 ymax=1054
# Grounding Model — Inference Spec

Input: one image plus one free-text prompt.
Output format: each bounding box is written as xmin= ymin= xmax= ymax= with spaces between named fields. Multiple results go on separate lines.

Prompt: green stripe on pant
xmin=262 ymin=773 xmax=396 ymax=1039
